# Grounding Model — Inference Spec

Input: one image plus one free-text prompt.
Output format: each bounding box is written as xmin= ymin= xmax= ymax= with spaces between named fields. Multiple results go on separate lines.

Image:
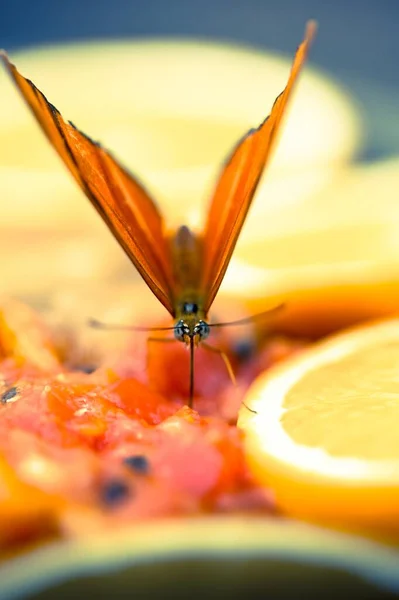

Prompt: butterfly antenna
xmin=208 ymin=303 xmax=285 ymax=329
xmin=88 ymin=318 xmax=175 ymax=333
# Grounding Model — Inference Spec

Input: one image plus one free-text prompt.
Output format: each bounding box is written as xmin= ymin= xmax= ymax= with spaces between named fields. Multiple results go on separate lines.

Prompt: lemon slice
xmin=238 ymin=318 xmax=399 ymax=531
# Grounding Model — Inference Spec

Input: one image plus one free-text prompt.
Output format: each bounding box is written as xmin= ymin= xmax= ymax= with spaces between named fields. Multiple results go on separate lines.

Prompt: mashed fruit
xmin=0 ymin=299 xmax=305 ymax=553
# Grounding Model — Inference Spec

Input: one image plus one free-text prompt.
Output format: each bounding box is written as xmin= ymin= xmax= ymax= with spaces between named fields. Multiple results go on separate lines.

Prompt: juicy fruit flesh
xmin=283 ymin=340 xmax=399 ymax=461
xmin=240 ymin=319 xmax=399 ymax=530
xmin=0 ymin=299 xmax=306 ymax=553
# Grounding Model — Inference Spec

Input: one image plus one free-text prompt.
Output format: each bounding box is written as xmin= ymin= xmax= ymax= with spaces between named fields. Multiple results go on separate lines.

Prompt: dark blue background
xmin=1 ymin=0 xmax=398 ymax=160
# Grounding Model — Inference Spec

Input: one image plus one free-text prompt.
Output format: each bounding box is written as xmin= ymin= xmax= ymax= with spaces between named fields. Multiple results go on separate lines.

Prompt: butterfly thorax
xmin=171 ymin=225 xmax=210 ymax=344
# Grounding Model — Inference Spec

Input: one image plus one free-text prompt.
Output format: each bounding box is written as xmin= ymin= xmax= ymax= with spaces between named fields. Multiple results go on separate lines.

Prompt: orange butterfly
xmin=1 ymin=22 xmax=315 ymax=405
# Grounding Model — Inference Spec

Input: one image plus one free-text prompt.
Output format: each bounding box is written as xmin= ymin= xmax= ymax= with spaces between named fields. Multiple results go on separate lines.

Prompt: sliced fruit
xmin=221 ymin=159 xmax=399 ymax=337
xmin=238 ymin=318 xmax=399 ymax=531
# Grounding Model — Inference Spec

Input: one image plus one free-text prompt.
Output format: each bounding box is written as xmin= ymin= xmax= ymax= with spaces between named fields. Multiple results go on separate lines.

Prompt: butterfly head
xmin=174 ymin=302 xmax=210 ymax=346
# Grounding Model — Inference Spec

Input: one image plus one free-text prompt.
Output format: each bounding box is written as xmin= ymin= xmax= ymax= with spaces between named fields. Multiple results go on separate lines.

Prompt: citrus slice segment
xmin=238 ymin=318 xmax=399 ymax=531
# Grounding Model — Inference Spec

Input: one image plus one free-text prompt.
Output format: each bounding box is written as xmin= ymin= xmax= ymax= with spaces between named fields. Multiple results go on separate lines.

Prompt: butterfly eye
xmin=174 ymin=319 xmax=189 ymax=342
xmin=194 ymin=320 xmax=210 ymax=341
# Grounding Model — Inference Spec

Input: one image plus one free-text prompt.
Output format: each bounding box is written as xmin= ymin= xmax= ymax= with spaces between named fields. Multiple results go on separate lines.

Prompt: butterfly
xmin=1 ymin=21 xmax=315 ymax=405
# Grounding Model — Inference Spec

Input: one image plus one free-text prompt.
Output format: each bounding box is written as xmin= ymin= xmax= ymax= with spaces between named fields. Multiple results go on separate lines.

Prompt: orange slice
xmin=238 ymin=318 xmax=399 ymax=533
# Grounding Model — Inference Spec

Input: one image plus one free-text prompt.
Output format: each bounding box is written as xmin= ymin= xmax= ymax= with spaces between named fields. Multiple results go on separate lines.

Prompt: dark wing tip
xmin=0 ymin=50 xmax=14 ymax=72
xmin=302 ymin=20 xmax=317 ymax=54
xmin=48 ymin=101 xmax=62 ymax=117
xmin=0 ymin=51 xmax=27 ymax=86
xmin=306 ymin=20 xmax=318 ymax=38
xmin=69 ymin=120 xmax=102 ymax=147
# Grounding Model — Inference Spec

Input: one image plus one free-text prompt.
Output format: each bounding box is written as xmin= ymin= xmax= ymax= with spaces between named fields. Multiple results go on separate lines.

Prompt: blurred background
xmin=1 ymin=0 xmax=399 ymax=335
xmin=2 ymin=0 xmax=399 ymax=161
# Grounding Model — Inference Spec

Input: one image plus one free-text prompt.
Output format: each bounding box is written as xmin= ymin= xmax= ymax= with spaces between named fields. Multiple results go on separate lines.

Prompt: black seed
xmin=1 ymin=387 xmax=18 ymax=403
xmin=234 ymin=340 xmax=255 ymax=362
xmin=77 ymin=365 xmax=97 ymax=374
xmin=123 ymin=455 xmax=150 ymax=475
xmin=100 ymin=479 xmax=130 ymax=507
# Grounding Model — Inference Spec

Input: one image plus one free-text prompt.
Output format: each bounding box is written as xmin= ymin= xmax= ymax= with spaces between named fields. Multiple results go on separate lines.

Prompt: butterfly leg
xmin=203 ymin=343 xmax=257 ymax=414
xmin=201 ymin=342 xmax=236 ymax=386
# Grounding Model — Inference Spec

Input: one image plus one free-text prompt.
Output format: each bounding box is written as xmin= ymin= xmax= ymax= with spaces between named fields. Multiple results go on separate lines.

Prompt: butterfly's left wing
xmin=200 ymin=22 xmax=316 ymax=314
xmin=0 ymin=52 xmax=177 ymax=315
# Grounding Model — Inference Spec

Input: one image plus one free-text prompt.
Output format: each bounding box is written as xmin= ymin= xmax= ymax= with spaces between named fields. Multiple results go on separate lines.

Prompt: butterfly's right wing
xmin=200 ymin=23 xmax=315 ymax=314
xmin=1 ymin=52 xmax=176 ymax=316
